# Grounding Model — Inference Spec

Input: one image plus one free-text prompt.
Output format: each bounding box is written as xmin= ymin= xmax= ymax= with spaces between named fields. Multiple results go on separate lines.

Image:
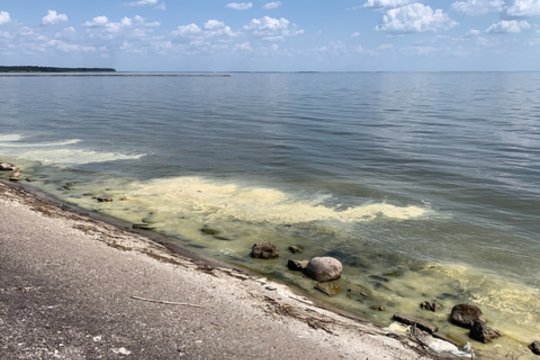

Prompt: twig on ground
xmin=131 ymin=295 xmax=205 ymax=308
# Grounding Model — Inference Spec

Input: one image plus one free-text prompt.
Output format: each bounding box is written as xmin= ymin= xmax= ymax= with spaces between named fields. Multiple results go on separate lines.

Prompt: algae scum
xmin=1 ymin=151 xmax=539 ymax=358
xmin=2 ymin=72 xmax=540 ymax=358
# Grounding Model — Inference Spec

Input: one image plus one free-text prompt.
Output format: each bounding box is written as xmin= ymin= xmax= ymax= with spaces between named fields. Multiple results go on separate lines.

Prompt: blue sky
xmin=0 ymin=0 xmax=539 ymax=71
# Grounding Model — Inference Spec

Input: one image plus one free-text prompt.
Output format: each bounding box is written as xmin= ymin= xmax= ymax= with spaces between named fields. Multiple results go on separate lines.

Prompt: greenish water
xmin=1 ymin=72 xmax=540 ymax=358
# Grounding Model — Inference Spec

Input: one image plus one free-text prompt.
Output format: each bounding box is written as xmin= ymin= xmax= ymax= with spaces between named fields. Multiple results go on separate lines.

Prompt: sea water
xmin=1 ymin=72 xmax=539 ymax=358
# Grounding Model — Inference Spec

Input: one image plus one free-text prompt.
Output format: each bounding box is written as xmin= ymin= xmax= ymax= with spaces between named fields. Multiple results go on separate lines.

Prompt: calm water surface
xmin=1 ymin=73 xmax=539 ymax=357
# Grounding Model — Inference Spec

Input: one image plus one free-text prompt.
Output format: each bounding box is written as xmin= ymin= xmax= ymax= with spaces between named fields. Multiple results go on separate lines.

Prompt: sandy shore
xmin=0 ymin=181 xmax=459 ymax=359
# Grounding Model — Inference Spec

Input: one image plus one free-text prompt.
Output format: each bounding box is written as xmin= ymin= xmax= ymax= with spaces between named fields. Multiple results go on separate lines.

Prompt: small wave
xmin=128 ymin=176 xmax=428 ymax=224
xmin=0 ymin=133 xmax=23 ymax=142
xmin=10 ymin=148 xmax=144 ymax=166
xmin=0 ymin=139 xmax=81 ymax=148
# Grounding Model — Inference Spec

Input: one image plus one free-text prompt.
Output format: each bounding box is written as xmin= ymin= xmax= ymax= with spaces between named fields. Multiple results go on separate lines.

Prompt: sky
xmin=0 ymin=0 xmax=539 ymax=71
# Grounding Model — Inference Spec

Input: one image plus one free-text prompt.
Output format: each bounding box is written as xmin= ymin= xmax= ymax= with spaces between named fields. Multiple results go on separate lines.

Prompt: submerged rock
xmin=288 ymin=245 xmax=304 ymax=254
xmin=420 ymin=300 xmax=442 ymax=313
xmin=200 ymin=227 xmax=220 ymax=236
xmin=450 ymin=304 xmax=486 ymax=329
xmin=305 ymin=257 xmax=343 ymax=283
xmin=9 ymin=170 xmax=21 ymax=182
xmin=96 ymin=195 xmax=113 ymax=203
xmin=392 ymin=313 xmax=439 ymax=334
xmin=0 ymin=162 xmax=17 ymax=171
xmin=61 ymin=181 xmax=77 ymax=190
xmin=287 ymin=259 xmax=308 ymax=272
xmin=251 ymin=243 xmax=279 ymax=259
xmin=529 ymin=340 xmax=540 ymax=355
xmin=315 ymin=282 xmax=341 ymax=296
xmin=133 ymin=223 xmax=155 ymax=230
xmin=469 ymin=320 xmax=501 ymax=343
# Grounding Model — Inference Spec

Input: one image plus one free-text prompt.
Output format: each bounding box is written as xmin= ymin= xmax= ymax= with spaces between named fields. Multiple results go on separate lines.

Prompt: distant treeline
xmin=0 ymin=66 xmax=116 ymax=73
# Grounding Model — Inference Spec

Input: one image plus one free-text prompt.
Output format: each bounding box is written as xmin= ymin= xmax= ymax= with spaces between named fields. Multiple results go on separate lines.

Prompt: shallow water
xmin=1 ymin=72 xmax=539 ymax=358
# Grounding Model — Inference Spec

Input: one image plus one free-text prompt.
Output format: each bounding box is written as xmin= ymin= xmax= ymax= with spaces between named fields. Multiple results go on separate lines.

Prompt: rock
xmin=9 ymin=170 xmax=21 ymax=182
xmin=287 ymin=259 xmax=308 ymax=271
xmin=141 ymin=216 xmax=157 ymax=224
xmin=133 ymin=223 xmax=155 ymax=230
xmin=392 ymin=313 xmax=439 ymax=334
xmin=288 ymin=245 xmax=304 ymax=254
xmin=469 ymin=320 xmax=501 ymax=343
xmin=200 ymin=227 xmax=220 ymax=236
xmin=529 ymin=340 xmax=540 ymax=355
xmin=61 ymin=181 xmax=77 ymax=190
xmin=420 ymin=300 xmax=442 ymax=312
xmin=304 ymin=257 xmax=343 ymax=283
xmin=315 ymin=282 xmax=341 ymax=296
xmin=0 ymin=162 xmax=17 ymax=171
xmin=450 ymin=304 xmax=486 ymax=329
xmin=251 ymin=243 xmax=279 ymax=259
xmin=111 ymin=347 xmax=131 ymax=356
xmin=96 ymin=195 xmax=113 ymax=203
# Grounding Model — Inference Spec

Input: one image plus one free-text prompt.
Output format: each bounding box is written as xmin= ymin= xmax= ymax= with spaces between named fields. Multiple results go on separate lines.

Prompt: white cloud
xmin=376 ymin=3 xmax=457 ymax=33
xmin=363 ymin=0 xmax=416 ymax=9
xmin=451 ymin=0 xmax=504 ymax=16
xmin=226 ymin=2 xmax=253 ymax=10
xmin=507 ymin=0 xmax=540 ymax=16
xmin=172 ymin=19 xmax=236 ymax=39
xmin=466 ymin=28 xmax=482 ymax=36
xmin=203 ymin=19 xmax=236 ymax=37
xmin=84 ymin=15 xmax=160 ymax=39
xmin=351 ymin=32 xmax=361 ymax=37
xmin=42 ymin=10 xmax=68 ymax=26
xmin=47 ymin=39 xmax=95 ymax=53
xmin=263 ymin=1 xmax=283 ymax=9
xmin=244 ymin=16 xmax=303 ymax=41
xmin=125 ymin=0 xmax=166 ymax=10
xmin=172 ymin=23 xmax=201 ymax=37
xmin=401 ymin=45 xmax=438 ymax=55
xmin=234 ymin=41 xmax=253 ymax=51
xmin=486 ymin=19 xmax=530 ymax=33
xmin=0 ymin=11 xmax=11 ymax=25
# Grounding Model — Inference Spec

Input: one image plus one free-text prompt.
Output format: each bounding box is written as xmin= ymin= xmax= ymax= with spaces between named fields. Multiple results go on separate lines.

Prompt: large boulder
xmin=450 ymin=304 xmax=486 ymax=328
xmin=251 ymin=243 xmax=279 ymax=259
xmin=304 ymin=257 xmax=342 ymax=282
xmin=469 ymin=320 xmax=501 ymax=343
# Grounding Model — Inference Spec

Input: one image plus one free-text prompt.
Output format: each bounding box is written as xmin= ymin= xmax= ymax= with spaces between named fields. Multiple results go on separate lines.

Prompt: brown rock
xmin=314 ymin=282 xmax=341 ymax=296
xmin=420 ymin=300 xmax=442 ymax=312
xmin=0 ymin=162 xmax=17 ymax=171
xmin=251 ymin=243 xmax=279 ymax=259
xmin=469 ymin=320 xmax=501 ymax=343
xmin=288 ymin=245 xmax=304 ymax=254
xmin=529 ymin=340 xmax=540 ymax=355
xmin=200 ymin=228 xmax=220 ymax=236
xmin=96 ymin=196 xmax=113 ymax=203
xmin=304 ymin=257 xmax=343 ymax=283
xmin=392 ymin=313 xmax=439 ymax=334
xmin=450 ymin=304 xmax=486 ymax=329
xmin=287 ymin=259 xmax=308 ymax=271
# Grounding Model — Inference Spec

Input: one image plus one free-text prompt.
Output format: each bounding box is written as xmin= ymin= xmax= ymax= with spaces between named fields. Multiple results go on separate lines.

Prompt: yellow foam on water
xmin=127 ymin=176 xmax=427 ymax=224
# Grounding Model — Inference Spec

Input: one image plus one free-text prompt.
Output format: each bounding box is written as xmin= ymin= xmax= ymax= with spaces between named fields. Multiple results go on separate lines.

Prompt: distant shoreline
xmin=0 ymin=66 xmax=116 ymax=73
